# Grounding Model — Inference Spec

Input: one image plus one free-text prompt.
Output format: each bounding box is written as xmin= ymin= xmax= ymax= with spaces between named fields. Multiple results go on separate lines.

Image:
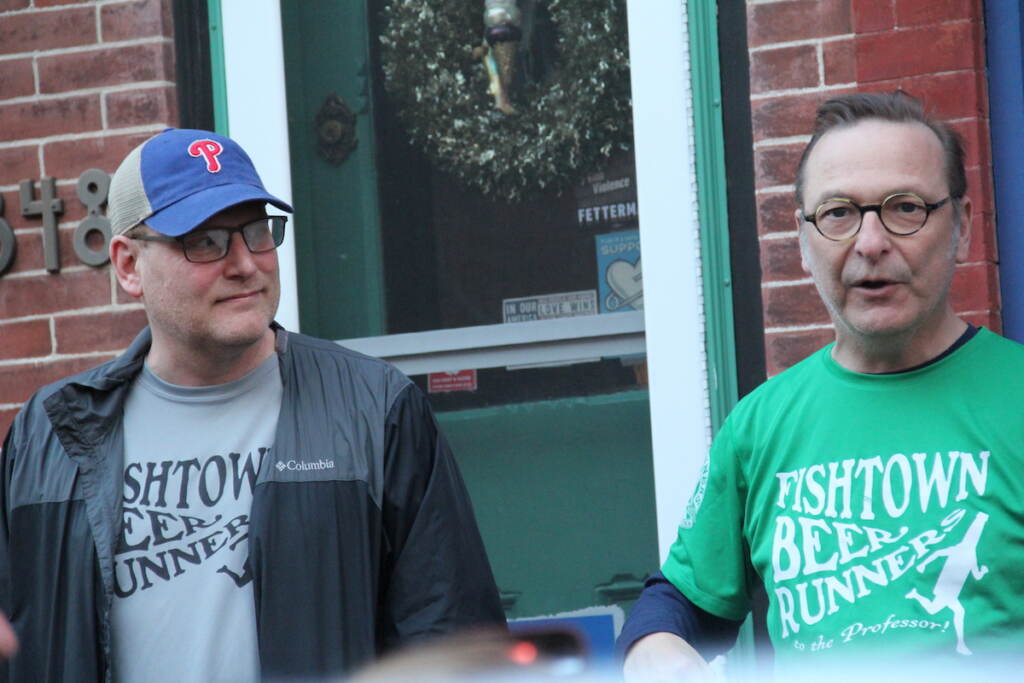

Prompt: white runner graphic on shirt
xmin=905 ymin=511 xmax=989 ymax=655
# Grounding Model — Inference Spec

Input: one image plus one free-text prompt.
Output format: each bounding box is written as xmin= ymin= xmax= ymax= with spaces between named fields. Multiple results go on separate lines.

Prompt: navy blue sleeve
xmin=380 ymin=384 xmax=506 ymax=648
xmin=615 ymin=572 xmax=743 ymax=661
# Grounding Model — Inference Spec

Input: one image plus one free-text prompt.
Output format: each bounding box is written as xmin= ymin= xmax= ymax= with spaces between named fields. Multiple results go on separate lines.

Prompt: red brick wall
xmin=747 ymin=0 xmax=998 ymax=375
xmin=0 ymin=0 xmax=176 ymax=435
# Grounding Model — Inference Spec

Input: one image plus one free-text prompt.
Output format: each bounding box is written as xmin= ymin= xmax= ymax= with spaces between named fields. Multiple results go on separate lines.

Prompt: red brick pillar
xmin=0 ymin=0 xmax=177 ymax=435
xmin=747 ymin=0 xmax=997 ymax=375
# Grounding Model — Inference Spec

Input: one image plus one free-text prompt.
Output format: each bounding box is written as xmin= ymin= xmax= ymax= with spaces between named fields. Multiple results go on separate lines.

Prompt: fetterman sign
xmin=0 ymin=169 xmax=112 ymax=276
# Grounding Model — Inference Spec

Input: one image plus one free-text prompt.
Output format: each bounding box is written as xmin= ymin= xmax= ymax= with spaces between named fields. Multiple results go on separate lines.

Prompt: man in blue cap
xmin=0 ymin=129 xmax=504 ymax=682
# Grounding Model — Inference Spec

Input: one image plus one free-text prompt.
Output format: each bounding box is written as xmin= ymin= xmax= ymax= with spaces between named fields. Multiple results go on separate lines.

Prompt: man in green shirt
xmin=621 ymin=92 xmax=1024 ymax=679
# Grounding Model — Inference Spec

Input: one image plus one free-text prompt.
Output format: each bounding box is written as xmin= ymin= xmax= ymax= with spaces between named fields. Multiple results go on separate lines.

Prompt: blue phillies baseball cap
xmin=107 ymin=128 xmax=292 ymax=237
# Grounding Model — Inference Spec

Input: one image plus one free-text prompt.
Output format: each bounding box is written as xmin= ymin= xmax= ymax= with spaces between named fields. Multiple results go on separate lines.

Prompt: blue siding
xmin=985 ymin=1 xmax=1024 ymax=342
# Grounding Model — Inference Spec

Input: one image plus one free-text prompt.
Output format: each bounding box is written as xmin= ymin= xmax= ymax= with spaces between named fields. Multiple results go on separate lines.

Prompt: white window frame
xmin=221 ymin=0 xmax=711 ymax=558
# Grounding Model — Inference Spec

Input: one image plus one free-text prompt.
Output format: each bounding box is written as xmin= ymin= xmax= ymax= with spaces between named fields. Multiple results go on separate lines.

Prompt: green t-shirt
xmin=663 ymin=328 xmax=1024 ymax=671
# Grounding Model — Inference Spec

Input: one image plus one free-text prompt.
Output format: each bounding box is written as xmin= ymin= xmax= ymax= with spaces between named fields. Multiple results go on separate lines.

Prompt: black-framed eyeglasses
xmin=801 ymin=193 xmax=951 ymax=241
xmin=128 ymin=216 xmax=288 ymax=263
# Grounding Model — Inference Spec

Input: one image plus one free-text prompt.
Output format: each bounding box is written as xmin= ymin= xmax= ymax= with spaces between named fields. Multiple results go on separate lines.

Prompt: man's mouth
xmin=218 ymin=289 xmax=261 ymax=303
xmin=856 ymin=280 xmax=890 ymax=289
xmin=850 ymin=278 xmax=902 ymax=292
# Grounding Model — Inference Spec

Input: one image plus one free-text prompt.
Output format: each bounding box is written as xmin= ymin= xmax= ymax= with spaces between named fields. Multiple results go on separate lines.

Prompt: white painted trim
xmin=626 ymin=0 xmax=711 ymax=561
xmin=220 ymin=0 xmax=300 ymax=332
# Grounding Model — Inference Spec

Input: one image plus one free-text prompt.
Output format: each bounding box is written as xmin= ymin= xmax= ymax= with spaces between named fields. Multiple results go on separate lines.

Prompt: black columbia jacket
xmin=0 ymin=325 xmax=504 ymax=682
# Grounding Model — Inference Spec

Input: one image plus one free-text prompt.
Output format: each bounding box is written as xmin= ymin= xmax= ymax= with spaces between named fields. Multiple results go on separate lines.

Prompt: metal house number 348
xmin=0 ymin=169 xmax=112 ymax=277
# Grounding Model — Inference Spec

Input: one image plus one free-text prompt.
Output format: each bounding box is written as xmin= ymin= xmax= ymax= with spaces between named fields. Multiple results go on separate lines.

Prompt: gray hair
xmin=794 ymin=92 xmax=967 ymax=209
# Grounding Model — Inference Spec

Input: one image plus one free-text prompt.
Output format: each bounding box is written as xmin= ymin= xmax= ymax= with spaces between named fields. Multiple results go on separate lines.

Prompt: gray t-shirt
xmin=111 ymin=354 xmax=282 ymax=683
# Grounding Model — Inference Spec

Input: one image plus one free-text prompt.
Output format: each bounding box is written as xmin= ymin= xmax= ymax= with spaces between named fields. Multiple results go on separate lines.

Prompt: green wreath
xmin=380 ymin=0 xmax=633 ymax=200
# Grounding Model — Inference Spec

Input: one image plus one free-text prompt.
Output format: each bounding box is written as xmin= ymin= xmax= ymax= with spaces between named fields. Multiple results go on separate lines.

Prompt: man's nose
xmin=853 ymin=208 xmax=892 ymax=258
xmin=222 ymin=232 xmax=257 ymax=274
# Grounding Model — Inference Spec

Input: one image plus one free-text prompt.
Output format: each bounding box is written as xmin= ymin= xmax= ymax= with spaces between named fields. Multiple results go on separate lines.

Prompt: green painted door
xmin=440 ymin=392 xmax=656 ymax=620
xmin=281 ymin=0 xmax=657 ymax=632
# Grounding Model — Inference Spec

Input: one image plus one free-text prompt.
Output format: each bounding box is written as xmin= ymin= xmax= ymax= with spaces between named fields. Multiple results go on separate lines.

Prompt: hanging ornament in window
xmin=480 ymin=0 xmax=522 ymax=113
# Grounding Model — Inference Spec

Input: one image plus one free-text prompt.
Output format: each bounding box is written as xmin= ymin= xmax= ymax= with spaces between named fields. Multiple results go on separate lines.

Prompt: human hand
xmin=0 ymin=611 xmax=16 ymax=659
xmin=623 ymin=632 xmax=716 ymax=682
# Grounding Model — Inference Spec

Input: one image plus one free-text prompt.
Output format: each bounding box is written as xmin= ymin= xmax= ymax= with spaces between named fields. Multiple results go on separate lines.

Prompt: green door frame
xmin=206 ymin=0 xmax=229 ymax=135
xmin=279 ymin=1 xmax=387 ymax=340
xmin=689 ymin=1 xmax=760 ymax=671
xmin=689 ymin=0 xmax=739 ymax=433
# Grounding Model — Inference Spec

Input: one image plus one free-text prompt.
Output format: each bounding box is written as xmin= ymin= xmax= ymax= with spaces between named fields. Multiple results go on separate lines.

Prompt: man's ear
xmin=110 ymin=235 xmax=144 ymax=299
xmin=954 ymin=196 xmax=973 ymax=263
xmin=795 ymin=208 xmax=812 ymax=274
